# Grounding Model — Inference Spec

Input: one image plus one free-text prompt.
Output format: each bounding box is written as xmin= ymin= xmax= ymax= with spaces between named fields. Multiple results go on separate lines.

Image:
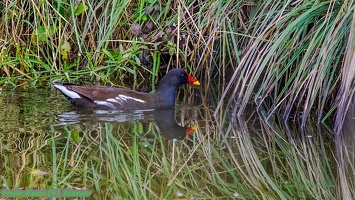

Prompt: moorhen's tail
xmin=52 ymin=83 xmax=81 ymax=100
xmin=52 ymin=83 xmax=98 ymax=108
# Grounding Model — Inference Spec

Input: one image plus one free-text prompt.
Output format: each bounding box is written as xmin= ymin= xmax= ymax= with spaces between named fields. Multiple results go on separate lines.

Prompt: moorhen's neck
xmin=154 ymin=77 xmax=182 ymax=107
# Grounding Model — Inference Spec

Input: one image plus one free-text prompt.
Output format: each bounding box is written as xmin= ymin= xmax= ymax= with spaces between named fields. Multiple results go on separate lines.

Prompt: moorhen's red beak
xmin=187 ymin=73 xmax=200 ymax=85
xmin=186 ymin=125 xmax=198 ymax=137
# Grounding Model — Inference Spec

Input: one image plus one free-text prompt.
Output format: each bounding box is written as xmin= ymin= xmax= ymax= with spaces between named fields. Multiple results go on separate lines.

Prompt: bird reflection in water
xmin=152 ymin=108 xmax=197 ymax=141
xmin=55 ymin=108 xmax=197 ymax=141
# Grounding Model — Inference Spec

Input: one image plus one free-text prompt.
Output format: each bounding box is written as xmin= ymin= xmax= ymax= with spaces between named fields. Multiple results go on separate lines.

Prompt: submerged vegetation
xmin=1 ymin=0 xmax=355 ymax=128
xmin=1 ymin=89 xmax=349 ymax=199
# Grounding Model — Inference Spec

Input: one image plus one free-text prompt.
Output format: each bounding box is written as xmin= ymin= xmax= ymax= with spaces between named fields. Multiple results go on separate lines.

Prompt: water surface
xmin=0 ymin=86 xmax=354 ymax=199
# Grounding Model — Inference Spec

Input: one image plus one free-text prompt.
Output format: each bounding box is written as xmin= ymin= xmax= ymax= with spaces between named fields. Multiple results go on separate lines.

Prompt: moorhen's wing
xmin=61 ymin=85 xmax=156 ymax=110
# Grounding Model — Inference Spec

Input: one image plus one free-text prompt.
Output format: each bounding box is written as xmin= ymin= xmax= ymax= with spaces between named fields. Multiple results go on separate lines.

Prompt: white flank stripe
xmin=94 ymin=101 xmax=116 ymax=109
xmin=117 ymin=94 xmax=146 ymax=103
xmin=106 ymin=98 xmax=121 ymax=104
xmin=53 ymin=84 xmax=81 ymax=99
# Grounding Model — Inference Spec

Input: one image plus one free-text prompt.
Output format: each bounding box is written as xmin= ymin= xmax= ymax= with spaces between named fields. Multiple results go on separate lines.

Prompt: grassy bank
xmin=1 ymin=0 xmax=354 ymax=130
xmin=0 ymin=0 xmax=192 ymax=88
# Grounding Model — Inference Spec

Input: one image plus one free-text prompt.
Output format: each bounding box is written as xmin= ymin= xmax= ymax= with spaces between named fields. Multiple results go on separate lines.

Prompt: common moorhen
xmin=53 ymin=68 xmax=200 ymax=110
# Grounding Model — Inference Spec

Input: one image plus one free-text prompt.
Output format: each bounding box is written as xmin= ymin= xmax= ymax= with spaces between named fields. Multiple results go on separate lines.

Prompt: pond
xmin=0 ymin=84 xmax=354 ymax=199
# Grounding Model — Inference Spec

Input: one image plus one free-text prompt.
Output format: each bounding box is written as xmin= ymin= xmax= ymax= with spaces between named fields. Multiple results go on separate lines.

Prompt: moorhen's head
xmin=158 ymin=68 xmax=200 ymax=90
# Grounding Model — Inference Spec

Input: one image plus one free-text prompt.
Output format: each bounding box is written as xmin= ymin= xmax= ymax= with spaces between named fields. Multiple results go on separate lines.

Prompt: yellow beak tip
xmin=193 ymin=81 xmax=201 ymax=86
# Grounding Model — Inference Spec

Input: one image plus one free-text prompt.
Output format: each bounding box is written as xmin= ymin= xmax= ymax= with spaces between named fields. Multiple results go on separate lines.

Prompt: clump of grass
xmin=0 ymin=0 xmax=192 ymax=89
xmin=203 ymin=1 xmax=355 ymax=131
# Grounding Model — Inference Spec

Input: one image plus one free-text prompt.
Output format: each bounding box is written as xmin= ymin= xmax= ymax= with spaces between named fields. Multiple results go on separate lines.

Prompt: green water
xmin=0 ymin=87 xmax=354 ymax=199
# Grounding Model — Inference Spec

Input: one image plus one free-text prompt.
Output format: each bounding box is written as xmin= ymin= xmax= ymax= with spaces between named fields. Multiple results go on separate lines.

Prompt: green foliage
xmin=0 ymin=0 xmax=182 ymax=88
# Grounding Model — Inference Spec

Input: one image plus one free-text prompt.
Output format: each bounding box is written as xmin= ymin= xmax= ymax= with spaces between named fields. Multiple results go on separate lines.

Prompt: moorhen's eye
xmin=181 ymin=73 xmax=186 ymax=77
